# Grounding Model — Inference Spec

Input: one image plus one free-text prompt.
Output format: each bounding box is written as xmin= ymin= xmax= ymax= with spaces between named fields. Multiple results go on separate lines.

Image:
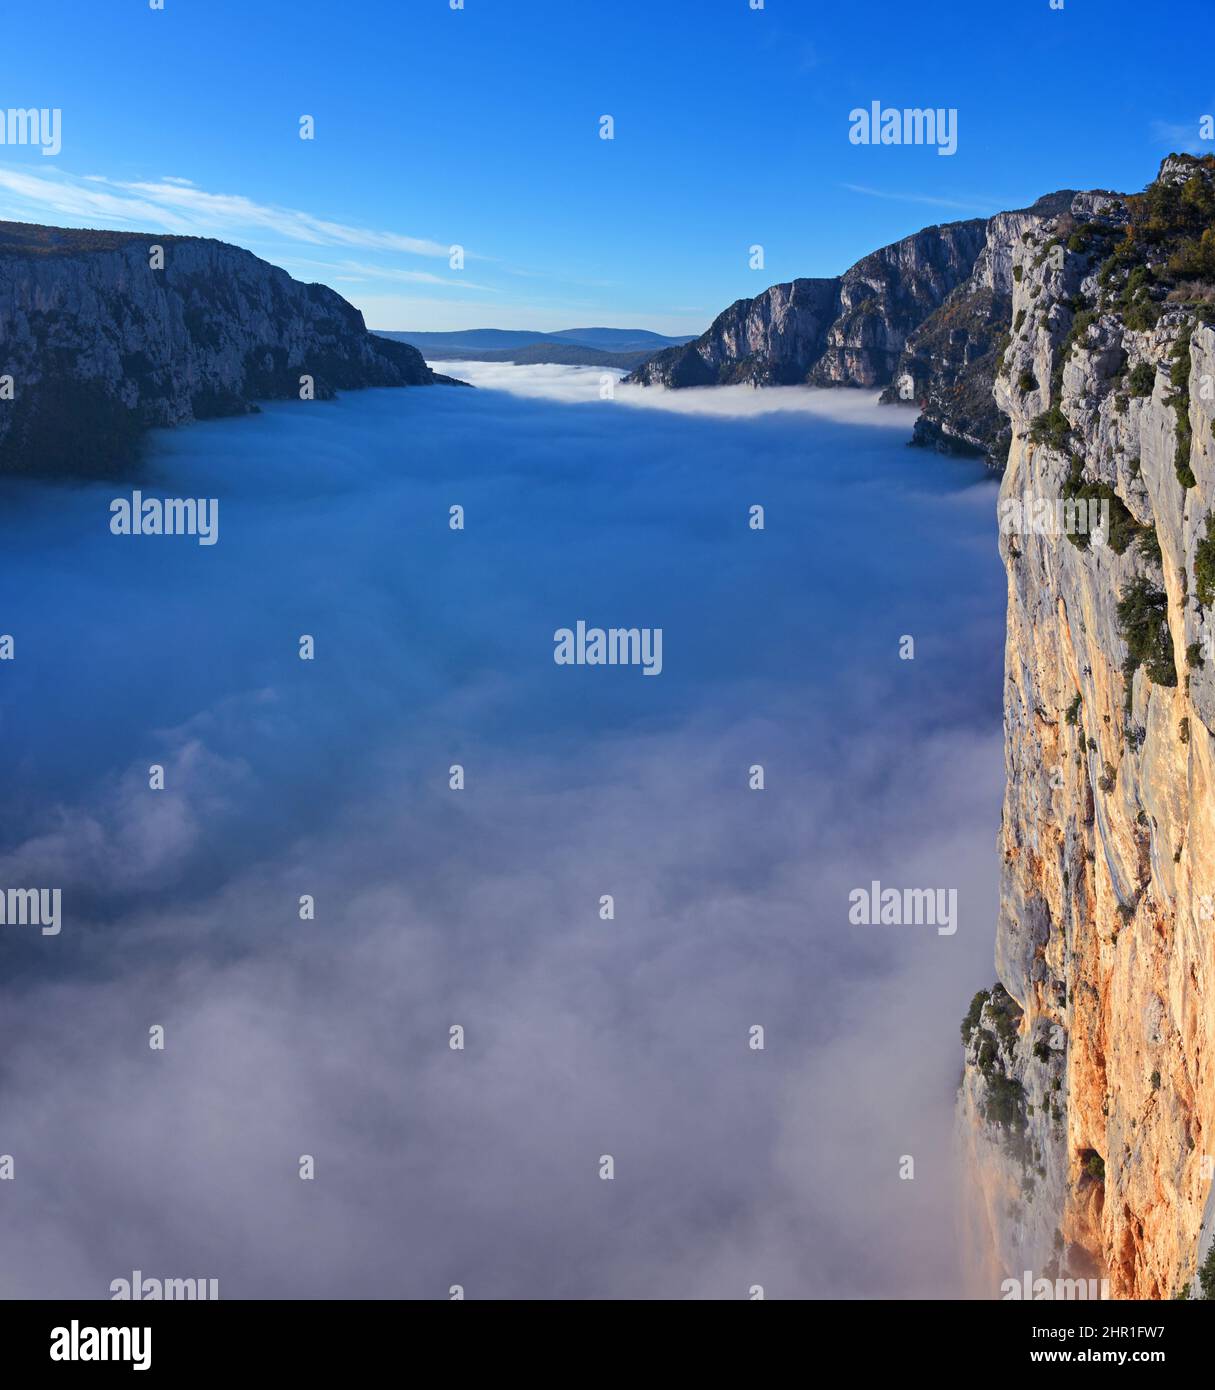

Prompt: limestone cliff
xmin=623 ymin=198 xmax=1087 ymax=470
xmin=882 ymin=193 xmax=1076 ymax=466
xmin=959 ymin=155 xmax=1215 ymax=1300
xmin=624 ymin=218 xmax=987 ymax=390
xmin=0 ymin=222 xmax=453 ymax=478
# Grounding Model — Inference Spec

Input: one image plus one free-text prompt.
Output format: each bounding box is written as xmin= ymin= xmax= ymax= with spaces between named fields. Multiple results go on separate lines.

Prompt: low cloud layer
xmin=435 ymin=360 xmax=920 ymax=425
xmin=0 ymin=370 xmax=1005 ymax=1297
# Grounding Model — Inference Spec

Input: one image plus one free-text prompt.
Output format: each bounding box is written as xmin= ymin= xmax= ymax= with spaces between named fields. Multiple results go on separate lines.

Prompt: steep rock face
xmin=958 ymin=985 xmax=1075 ymax=1291
xmin=624 ymin=219 xmax=986 ymax=390
xmin=883 ymin=194 xmax=1076 ymax=466
xmin=0 ymin=223 xmax=451 ymax=477
xmin=959 ymin=156 xmax=1215 ymax=1300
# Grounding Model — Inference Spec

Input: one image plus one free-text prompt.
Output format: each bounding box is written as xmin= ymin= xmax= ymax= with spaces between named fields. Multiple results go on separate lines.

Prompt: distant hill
xmin=412 ymin=341 xmax=654 ymax=369
xmin=379 ymin=326 xmax=696 ymax=355
xmin=541 ymin=327 xmax=695 ymax=352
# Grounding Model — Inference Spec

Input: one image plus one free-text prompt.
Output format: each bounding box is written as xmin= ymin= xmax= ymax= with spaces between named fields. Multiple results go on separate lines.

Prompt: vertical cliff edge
xmin=959 ymin=154 xmax=1215 ymax=1299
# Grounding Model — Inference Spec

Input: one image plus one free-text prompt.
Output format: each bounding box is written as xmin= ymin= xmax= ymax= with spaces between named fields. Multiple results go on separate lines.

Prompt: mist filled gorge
xmin=0 ymin=371 xmax=1005 ymax=1297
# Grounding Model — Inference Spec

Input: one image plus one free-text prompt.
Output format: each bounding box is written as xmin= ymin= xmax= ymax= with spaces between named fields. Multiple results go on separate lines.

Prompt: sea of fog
xmin=0 ymin=363 xmax=1006 ymax=1298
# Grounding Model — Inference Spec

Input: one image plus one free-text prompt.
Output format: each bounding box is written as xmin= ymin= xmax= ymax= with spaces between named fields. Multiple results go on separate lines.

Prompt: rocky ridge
xmin=624 ymin=198 xmax=1091 ymax=468
xmin=624 ymin=218 xmax=987 ymax=392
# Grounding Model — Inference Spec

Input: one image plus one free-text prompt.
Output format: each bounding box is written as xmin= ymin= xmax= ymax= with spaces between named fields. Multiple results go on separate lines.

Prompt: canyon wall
xmin=883 ymin=193 xmax=1075 ymax=466
xmin=959 ymin=155 xmax=1215 ymax=1300
xmin=624 ymin=218 xmax=987 ymax=391
xmin=624 ymin=196 xmax=1077 ymax=468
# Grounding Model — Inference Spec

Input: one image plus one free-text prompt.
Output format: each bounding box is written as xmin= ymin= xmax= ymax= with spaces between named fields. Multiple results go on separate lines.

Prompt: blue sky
xmin=0 ymin=0 xmax=1210 ymax=334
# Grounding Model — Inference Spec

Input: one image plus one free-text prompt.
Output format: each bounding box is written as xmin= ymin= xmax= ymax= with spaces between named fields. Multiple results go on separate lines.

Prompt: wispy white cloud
xmin=0 ymin=164 xmax=458 ymax=258
xmin=0 ymin=166 xmax=185 ymax=228
xmin=326 ymin=258 xmax=493 ymax=291
xmin=1150 ymin=117 xmax=1211 ymax=155
xmin=841 ymin=182 xmax=1001 ymax=215
xmin=118 ymin=178 xmax=454 ymax=256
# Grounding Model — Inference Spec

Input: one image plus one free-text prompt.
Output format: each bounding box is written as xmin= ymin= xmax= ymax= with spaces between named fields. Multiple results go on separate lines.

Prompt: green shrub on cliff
xmin=1061 ymin=455 xmax=1144 ymax=555
xmin=1168 ymin=227 xmax=1215 ymax=281
xmin=1138 ymin=164 xmax=1215 ymax=244
xmin=1096 ymin=164 xmax=1215 ymax=335
xmin=1029 ymin=403 xmax=1072 ymax=450
xmin=1169 ymin=324 xmax=1197 ymax=488
xmin=1135 ymin=526 xmax=1163 ymax=566
xmin=1170 ymin=325 xmax=1194 ymax=388
xmin=1200 ymin=1242 xmax=1215 ymax=1299
xmin=1194 ymin=514 xmax=1215 ymax=609
xmin=1117 ymin=577 xmax=1178 ymax=689
xmin=983 ymin=1073 xmax=1027 ymax=1131
xmin=1098 ymin=237 xmax=1140 ymax=291
xmin=988 ymin=984 xmax=1023 ymax=1045
xmin=1121 ymin=266 xmax=1161 ymax=331
xmin=1064 ymin=309 xmax=1099 ymax=357
xmin=960 ymin=990 xmax=990 ymax=1045
xmin=1127 ymin=362 xmax=1156 ymax=396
